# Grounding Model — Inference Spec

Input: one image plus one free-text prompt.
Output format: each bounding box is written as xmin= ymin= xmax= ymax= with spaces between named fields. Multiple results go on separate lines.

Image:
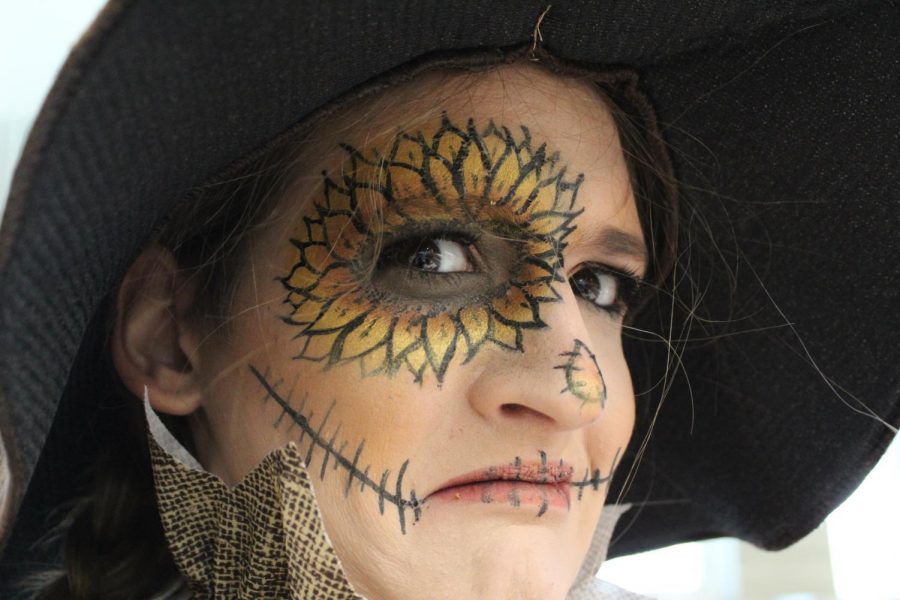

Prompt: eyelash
xmin=375 ymin=227 xmax=645 ymax=317
xmin=376 ymin=228 xmax=481 ymax=274
xmin=568 ymin=263 xmax=645 ymax=318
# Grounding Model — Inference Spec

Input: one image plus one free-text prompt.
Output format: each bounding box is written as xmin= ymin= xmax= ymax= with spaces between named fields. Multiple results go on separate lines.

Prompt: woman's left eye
xmin=569 ymin=264 xmax=642 ymax=316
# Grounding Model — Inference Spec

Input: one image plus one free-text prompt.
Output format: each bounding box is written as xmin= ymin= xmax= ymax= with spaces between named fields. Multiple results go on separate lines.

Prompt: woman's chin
xmin=374 ymin=546 xmax=576 ymax=600
xmin=453 ymin=545 xmax=577 ymax=600
xmin=337 ymin=504 xmax=588 ymax=600
xmin=408 ymin=513 xmax=583 ymax=599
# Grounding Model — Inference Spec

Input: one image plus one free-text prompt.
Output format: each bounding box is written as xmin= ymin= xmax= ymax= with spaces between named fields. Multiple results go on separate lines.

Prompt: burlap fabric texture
xmin=146 ymin=404 xmax=361 ymax=599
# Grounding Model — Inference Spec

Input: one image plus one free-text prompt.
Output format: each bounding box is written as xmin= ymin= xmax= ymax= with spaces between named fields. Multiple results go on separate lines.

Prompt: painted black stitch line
xmin=538 ymin=449 xmax=549 ymax=482
xmin=469 ymin=451 xmax=565 ymax=517
xmin=251 ymin=365 xmax=422 ymax=534
xmin=536 ymin=486 xmax=550 ymax=517
xmin=571 ymin=447 xmax=622 ymax=501
xmin=508 ymin=486 xmax=521 ymax=508
xmin=554 ymin=339 xmax=608 ymax=409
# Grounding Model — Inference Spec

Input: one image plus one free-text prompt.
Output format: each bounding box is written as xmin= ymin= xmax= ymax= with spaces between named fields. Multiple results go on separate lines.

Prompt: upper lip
xmin=427 ymin=456 xmax=574 ymax=498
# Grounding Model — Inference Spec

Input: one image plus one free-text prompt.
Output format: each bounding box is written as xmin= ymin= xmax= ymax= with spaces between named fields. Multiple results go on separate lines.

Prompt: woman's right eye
xmin=381 ymin=237 xmax=477 ymax=274
xmin=370 ymin=228 xmax=522 ymax=304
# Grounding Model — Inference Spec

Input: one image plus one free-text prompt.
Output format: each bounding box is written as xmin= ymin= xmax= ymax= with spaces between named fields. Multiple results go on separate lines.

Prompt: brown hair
xmin=26 ymin=57 xmax=678 ymax=599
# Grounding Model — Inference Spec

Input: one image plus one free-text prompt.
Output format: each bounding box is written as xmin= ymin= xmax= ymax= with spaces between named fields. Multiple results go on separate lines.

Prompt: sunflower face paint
xmin=282 ymin=112 xmax=585 ymax=382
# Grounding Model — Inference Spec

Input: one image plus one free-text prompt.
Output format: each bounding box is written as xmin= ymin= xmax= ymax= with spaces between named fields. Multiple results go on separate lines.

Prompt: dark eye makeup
xmin=568 ymin=263 xmax=644 ymax=318
xmin=371 ymin=222 xmax=523 ymax=304
xmin=371 ymin=221 xmax=644 ymax=318
xmin=379 ymin=234 xmax=478 ymax=274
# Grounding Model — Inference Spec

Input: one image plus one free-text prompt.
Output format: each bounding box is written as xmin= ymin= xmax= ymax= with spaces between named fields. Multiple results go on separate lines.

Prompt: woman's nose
xmin=465 ymin=305 xmax=607 ymax=432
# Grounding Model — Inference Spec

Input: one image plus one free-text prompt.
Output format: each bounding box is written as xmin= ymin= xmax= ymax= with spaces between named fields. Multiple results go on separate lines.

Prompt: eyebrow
xmin=580 ymin=227 xmax=648 ymax=266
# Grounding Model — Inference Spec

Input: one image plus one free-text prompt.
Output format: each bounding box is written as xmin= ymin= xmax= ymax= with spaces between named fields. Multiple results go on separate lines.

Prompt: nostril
xmin=500 ymin=403 xmax=553 ymax=423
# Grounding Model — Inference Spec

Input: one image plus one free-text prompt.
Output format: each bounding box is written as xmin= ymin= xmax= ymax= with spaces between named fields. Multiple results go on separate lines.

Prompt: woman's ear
xmin=110 ymin=242 xmax=205 ymax=416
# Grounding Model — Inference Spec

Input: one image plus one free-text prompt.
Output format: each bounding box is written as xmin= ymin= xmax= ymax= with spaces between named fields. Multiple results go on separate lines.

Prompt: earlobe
xmin=110 ymin=243 xmax=205 ymax=417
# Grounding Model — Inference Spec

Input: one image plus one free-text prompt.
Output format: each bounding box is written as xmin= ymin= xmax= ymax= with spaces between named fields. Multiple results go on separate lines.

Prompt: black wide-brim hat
xmin=0 ymin=0 xmax=898 ymax=584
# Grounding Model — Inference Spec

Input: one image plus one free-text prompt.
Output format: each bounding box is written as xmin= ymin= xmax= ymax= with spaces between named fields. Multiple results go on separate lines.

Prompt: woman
xmin=117 ymin=60 xmax=673 ymax=599
xmin=0 ymin=2 xmax=897 ymax=599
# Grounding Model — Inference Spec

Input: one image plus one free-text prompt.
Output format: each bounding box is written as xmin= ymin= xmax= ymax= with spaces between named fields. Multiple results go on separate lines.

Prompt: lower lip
xmin=428 ymin=480 xmax=570 ymax=512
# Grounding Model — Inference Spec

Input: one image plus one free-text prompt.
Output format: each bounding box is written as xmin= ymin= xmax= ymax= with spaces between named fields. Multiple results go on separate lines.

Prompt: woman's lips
xmin=425 ymin=456 xmax=574 ymax=514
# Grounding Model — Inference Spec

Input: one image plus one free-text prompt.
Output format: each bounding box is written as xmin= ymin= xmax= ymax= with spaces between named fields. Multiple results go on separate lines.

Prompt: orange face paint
xmin=282 ymin=112 xmax=585 ymax=383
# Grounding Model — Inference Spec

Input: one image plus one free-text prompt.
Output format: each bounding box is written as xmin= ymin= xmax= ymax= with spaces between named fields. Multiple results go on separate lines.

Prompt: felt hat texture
xmin=0 ymin=0 xmax=897 ymax=587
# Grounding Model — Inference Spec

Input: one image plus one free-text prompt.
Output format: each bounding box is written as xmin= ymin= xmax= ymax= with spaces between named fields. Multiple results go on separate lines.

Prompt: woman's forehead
xmin=263 ymin=63 xmax=643 ymax=274
xmin=308 ymin=62 xmax=625 ymax=169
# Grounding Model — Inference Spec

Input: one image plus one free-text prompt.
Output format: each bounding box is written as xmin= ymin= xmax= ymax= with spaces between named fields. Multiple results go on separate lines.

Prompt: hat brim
xmin=0 ymin=0 xmax=897 ymax=580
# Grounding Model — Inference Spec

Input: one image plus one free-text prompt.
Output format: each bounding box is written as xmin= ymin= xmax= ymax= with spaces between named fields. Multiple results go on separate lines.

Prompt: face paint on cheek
xmin=554 ymin=338 xmax=608 ymax=408
xmin=280 ymin=112 xmax=587 ymax=383
xmin=250 ymin=365 xmax=423 ymax=534
xmin=570 ymin=447 xmax=622 ymax=502
xmin=250 ymin=365 xmax=622 ymax=535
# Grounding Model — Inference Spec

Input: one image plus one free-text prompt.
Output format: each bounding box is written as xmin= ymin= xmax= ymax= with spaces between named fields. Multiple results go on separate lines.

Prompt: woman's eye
xmin=569 ymin=264 xmax=640 ymax=316
xmin=371 ymin=226 xmax=519 ymax=304
xmin=383 ymin=236 xmax=476 ymax=274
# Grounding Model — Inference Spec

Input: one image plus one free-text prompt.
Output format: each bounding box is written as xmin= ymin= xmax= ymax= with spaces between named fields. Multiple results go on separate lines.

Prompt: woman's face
xmin=120 ymin=63 xmax=646 ymax=600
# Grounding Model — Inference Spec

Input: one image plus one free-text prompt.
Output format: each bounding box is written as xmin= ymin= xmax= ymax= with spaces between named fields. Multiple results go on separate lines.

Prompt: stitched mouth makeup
xmin=425 ymin=455 xmax=575 ymax=515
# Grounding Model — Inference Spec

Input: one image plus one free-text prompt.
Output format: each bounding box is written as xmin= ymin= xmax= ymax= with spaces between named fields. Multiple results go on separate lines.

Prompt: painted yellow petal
xmin=490 ymin=319 xmax=521 ymax=351
xmin=354 ymin=186 xmax=394 ymax=228
xmin=299 ymin=330 xmax=342 ymax=361
xmin=518 ymin=255 xmax=558 ymax=283
xmin=491 ymin=286 xmax=539 ymax=326
xmin=302 ymin=219 xmax=326 ymax=246
xmin=321 ymin=178 xmax=355 ymax=209
xmin=305 ymin=265 xmax=356 ymax=299
xmin=488 ymin=152 xmax=521 ymax=202
xmin=458 ymin=305 xmax=490 ymax=357
xmin=435 ymin=128 xmax=463 ymax=159
xmin=520 ymin=280 xmax=561 ymax=303
xmin=307 ymin=299 xmax=365 ymax=333
xmin=388 ymin=197 xmax=460 ymax=223
xmin=350 ymin=159 xmax=385 ymax=194
xmin=524 ymin=178 xmax=561 ymax=214
xmin=321 ymin=212 xmax=362 ymax=260
xmin=482 ymin=134 xmax=507 ymax=163
xmin=285 ymin=263 xmax=319 ymax=291
xmin=301 ymin=244 xmax=341 ymax=273
xmin=360 ymin=344 xmax=389 ymax=377
xmin=388 ymin=163 xmax=422 ymax=199
xmin=404 ymin=346 xmax=429 ymax=380
xmin=424 ymin=313 xmax=458 ymax=379
xmin=424 ymin=155 xmax=459 ymax=204
xmin=527 ymin=212 xmax=572 ymax=237
xmin=392 ymin=135 xmax=425 ymax=165
xmin=504 ymin=165 xmax=540 ymax=213
xmin=286 ymin=290 xmax=306 ymax=308
xmin=340 ymin=315 xmax=389 ymax=359
xmin=388 ymin=136 xmax=425 ymax=195
xmin=461 ymin=140 xmax=489 ymax=198
xmin=289 ymin=297 xmax=328 ymax=325
xmin=389 ymin=312 xmax=424 ymax=361
xmin=380 ymin=204 xmax=409 ymax=229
